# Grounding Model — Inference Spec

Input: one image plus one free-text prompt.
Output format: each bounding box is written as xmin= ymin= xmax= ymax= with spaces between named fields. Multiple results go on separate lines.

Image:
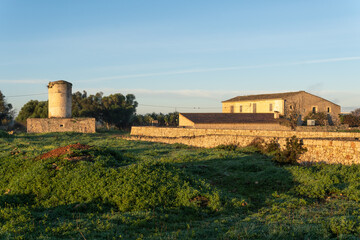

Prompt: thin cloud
xmin=82 ymin=56 xmax=360 ymax=82
xmin=2 ymin=56 xmax=359 ymax=84
xmin=82 ymin=88 xmax=360 ymax=111
xmin=81 ymin=88 xmax=279 ymax=100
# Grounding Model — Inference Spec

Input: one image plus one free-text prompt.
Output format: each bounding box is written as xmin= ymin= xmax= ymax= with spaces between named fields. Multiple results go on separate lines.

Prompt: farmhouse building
xmin=222 ymin=91 xmax=340 ymax=122
xmin=179 ymin=91 xmax=341 ymax=130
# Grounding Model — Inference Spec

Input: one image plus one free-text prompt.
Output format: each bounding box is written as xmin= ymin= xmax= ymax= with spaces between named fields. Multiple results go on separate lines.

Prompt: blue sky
xmin=1 ymin=0 xmax=360 ymax=114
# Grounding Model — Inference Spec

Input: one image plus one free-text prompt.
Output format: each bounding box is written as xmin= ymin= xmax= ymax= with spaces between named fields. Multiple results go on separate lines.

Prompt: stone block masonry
xmin=128 ymin=127 xmax=360 ymax=165
xmin=27 ymin=118 xmax=96 ymax=133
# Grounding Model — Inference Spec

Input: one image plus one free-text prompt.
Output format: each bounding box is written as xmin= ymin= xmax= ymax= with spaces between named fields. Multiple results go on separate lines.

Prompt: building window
xmin=327 ymin=107 xmax=331 ymax=113
xmin=253 ymin=103 xmax=257 ymax=113
xmin=240 ymin=105 xmax=243 ymax=113
xmin=312 ymin=106 xmax=317 ymax=113
xmin=269 ymin=103 xmax=273 ymax=112
xmin=230 ymin=105 xmax=234 ymax=113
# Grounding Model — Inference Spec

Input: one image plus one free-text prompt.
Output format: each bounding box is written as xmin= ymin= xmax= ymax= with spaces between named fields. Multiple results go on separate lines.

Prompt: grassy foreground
xmin=1 ymin=131 xmax=360 ymax=239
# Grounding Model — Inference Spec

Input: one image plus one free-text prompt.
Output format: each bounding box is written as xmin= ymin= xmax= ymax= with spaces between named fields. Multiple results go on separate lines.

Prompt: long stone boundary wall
xmin=128 ymin=127 xmax=360 ymax=165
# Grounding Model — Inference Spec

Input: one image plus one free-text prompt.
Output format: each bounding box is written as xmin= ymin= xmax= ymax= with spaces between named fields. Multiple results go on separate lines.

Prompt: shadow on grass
xmin=177 ymin=153 xmax=295 ymax=211
xmin=0 ymin=193 xmax=35 ymax=207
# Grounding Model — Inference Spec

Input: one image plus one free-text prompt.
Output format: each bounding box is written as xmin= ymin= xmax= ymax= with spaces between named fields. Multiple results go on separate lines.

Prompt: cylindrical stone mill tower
xmin=48 ymin=80 xmax=72 ymax=118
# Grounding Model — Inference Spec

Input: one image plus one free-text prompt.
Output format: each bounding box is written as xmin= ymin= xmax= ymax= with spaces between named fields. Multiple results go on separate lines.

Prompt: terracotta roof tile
xmin=222 ymin=91 xmax=304 ymax=102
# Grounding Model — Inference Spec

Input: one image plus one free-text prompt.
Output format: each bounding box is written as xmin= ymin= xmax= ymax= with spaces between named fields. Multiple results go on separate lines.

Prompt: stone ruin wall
xmin=192 ymin=123 xmax=291 ymax=131
xmin=128 ymin=127 xmax=360 ymax=165
xmin=27 ymin=80 xmax=96 ymax=134
xmin=27 ymin=118 xmax=96 ymax=133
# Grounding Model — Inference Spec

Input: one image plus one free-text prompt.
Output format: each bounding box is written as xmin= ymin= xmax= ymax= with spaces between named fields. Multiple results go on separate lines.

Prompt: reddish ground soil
xmin=39 ymin=143 xmax=92 ymax=160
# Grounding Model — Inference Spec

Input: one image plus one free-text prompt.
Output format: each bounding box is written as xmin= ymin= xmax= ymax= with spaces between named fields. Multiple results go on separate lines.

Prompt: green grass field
xmin=1 ymin=131 xmax=360 ymax=239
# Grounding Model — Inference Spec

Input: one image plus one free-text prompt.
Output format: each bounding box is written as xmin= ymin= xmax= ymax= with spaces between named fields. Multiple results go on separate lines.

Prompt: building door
xmin=230 ymin=105 xmax=234 ymax=113
xmin=253 ymin=103 xmax=257 ymax=113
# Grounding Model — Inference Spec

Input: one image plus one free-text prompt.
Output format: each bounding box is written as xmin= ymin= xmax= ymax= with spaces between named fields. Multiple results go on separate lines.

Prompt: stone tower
xmin=48 ymin=80 xmax=72 ymax=118
xmin=27 ymin=80 xmax=95 ymax=133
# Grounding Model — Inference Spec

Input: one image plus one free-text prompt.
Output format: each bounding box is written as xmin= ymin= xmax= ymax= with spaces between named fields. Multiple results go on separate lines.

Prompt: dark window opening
xmin=240 ymin=105 xmax=243 ymax=113
xmin=269 ymin=103 xmax=273 ymax=112
xmin=327 ymin=107 xmax=331 ymax=113
xmin=60 ymin=124 xmax=64 ymax=127
xmin=230 ymin=106 xmax=234 ymax=113
xmin=312 ymin=107 xmax=317 ymax=113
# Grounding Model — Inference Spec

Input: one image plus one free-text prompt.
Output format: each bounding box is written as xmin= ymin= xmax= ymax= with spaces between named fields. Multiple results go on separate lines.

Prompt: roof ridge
xmin=222 ymin=91 xmax=305 ymax=103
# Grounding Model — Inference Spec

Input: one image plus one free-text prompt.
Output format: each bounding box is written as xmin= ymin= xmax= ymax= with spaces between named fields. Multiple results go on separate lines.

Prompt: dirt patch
xmin=189 ymin=195 xmax=209 ymax=207
xmin=38 ymin=143 xmax=93 ymax=161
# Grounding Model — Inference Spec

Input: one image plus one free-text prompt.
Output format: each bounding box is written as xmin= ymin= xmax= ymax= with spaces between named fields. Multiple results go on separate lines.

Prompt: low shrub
xmin=272 ymin=136 xmax=307 ymax=165
xmin=4 ymin=151 xmax=221 ymax=212
xmin=341 ymin=115 xmax=360 ymax=127
xmin=216 ymin=144 xmax=238 ymax=151
xmin=0 ymin=130 xmax=10 ymax=138
xmin=247 ymin=137 xmax=265 ymax=152
xmin=264 ymin=138 xmax=281 ymax=153
xmin=304 ymin=112 xmax=328 ymax=126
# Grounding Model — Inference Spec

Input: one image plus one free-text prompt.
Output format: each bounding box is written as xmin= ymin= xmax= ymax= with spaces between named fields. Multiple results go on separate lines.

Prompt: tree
xmin=72 ymin=91 xmax=103 ymax=119
xmin=0 ymin=91 xmax=14 ymax=126
xmin=16 ymin=91 xmax=138 ymax=129
xmin=351 ymin=108 xmax=360 ymax=117
xmin=164 ymin=112 xmax=179 ymax=126
xmin=342 ymin=114 xmax=360 ymax=127
xmin=281 ymin=102 xmax=301 ymax=130
xmin=133 ymin=112 xmax=179 ymax=127
xmin=16 ymin=100 xmax=48 ymax=123
xmin=101 ymin=93 xmax=138 ymax=129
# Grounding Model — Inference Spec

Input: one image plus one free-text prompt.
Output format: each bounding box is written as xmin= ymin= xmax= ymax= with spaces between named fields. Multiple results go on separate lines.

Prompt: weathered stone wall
xmin=128 ymin=127 xmax=360 ymax=165
xmin=130 ymin=127 xmax=360 ymax=139
xmin=27 ymin=118 xmax=96 ymax=133
xmin=193 ymin=123 xmax=291 ymax=131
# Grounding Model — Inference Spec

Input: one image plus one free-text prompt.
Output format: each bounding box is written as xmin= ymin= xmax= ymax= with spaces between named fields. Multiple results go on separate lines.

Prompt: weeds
xmin=0 ymin=132 xmax=359 ymax=239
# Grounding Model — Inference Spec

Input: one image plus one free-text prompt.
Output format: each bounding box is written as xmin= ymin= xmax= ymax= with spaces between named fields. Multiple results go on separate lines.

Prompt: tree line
xmin=0 ymin=91 xmax=15 ymax=126
xmin=1 ymin=90 xmax=178 ymax=129
xmin=15 ymin=91 xmax=138 ymax=129
xmin=2 ymin=89 xmax=360 ymax=130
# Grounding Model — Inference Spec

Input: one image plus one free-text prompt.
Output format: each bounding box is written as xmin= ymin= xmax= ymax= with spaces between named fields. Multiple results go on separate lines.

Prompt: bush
xmin=342 ymin=115 xmax=360 ymax=127
xmin=216 ymin=144 xmax=238 ymax=151
xmin=264 ymin=138 xmax=281 ymax=153
xmin=247 ymin=137 xmax=265 ymax=152
xmin=272 ymin=136 xmax=307 ymax=165
xmin=304 ymin=112 xmax=328 ymax=126
xmin=0 ymin=130 xmax=11 ymax=138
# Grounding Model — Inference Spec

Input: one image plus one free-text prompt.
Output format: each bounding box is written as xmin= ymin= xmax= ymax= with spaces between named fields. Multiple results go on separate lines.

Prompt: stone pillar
xmin=48 ymin=80 xmax=72 ymax=118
